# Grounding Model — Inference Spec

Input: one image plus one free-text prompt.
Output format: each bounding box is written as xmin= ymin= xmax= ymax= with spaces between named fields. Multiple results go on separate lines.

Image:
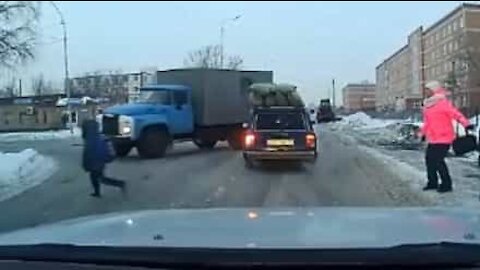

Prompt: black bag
xmin=452 ymin=130 xmax=477 ymax=156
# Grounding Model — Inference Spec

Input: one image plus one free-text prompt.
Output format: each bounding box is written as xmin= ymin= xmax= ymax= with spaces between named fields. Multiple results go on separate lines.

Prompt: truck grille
xmin=102 ymin=115 xmax=119 ymax=135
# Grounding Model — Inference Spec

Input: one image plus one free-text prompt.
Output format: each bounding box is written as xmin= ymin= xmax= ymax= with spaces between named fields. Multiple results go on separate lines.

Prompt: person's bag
xmin=452 ymin=127 xmax=477 ymax=156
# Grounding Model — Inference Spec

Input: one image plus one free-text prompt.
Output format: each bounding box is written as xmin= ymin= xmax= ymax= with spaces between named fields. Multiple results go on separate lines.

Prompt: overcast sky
xmin=3 ymin=1 xmax=464 ymax=104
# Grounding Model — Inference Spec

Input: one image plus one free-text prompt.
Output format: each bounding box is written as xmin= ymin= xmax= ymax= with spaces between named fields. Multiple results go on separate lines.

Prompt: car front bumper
xmin=243 ymin=150 xmax=317 ymax=162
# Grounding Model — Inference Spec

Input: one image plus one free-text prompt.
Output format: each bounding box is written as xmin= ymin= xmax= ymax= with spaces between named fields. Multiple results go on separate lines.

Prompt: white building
xmin=70 ymin=71 xmax=156 ymax=104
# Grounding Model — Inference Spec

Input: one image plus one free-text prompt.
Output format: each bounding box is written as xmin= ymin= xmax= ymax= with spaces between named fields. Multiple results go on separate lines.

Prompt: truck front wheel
xmin=113 ymin=142 xmax=132 ymax=157
xmin=137 ymin=128 xmax=169 ymax=158
xmin=193 ymin=138 xmax=217 ymax=149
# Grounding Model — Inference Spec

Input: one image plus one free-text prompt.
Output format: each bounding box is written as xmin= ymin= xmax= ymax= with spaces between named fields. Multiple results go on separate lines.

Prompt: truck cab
xmin=98 ymin=85 xmax=194 ymax=158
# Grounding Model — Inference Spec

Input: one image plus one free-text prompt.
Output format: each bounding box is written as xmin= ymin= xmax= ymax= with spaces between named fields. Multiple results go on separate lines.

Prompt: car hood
xmin=0 ymin=208 xmax=479 ymax=248
xmin=104 ymin=103 xmax=167 ymax=116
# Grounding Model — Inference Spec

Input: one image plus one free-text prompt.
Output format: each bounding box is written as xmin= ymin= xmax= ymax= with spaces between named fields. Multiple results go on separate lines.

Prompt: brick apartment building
xmin=376 ymin=3 xmax=480 ymax=114
xmin=342 ymin=83 xmax=376 ymax=112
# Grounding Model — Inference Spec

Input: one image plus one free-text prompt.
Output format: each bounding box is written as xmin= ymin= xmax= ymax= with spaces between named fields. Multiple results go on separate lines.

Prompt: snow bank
xmin=333 ymin=112 xmax=422 ymax=149
xmin=339 ymin=112 xmax=399 ymax=130
xmin=0 ymin=149 xmax=57 ymax=202
xmin=0 ymin=128 xmax=81 ymax=142
xmin=334 ymin=118 xmax=480 ymax=207
xmin=360 ymin=144 xmax=480 ymax=207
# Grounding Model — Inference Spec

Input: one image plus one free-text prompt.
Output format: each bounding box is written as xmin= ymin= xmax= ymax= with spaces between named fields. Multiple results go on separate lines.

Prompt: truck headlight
xmin=121 ymin=126 xmax=132 ymax=134
xmin=96 ymin=114 xmax=103 ymax=132
xmin=119 ymin=115 xmax=134 ymax=136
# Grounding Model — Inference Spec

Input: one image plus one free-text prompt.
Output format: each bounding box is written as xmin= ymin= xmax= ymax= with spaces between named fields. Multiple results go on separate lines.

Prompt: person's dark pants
xmin=425 ymin=144 xmax=452 ymax=189
xmin=90 ymin=170 xmax=125 ymax=195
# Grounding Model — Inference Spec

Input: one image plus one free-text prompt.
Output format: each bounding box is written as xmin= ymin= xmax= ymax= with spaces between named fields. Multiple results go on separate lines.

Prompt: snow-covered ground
xmin=331 ymin=112 xmax=480 ymax=207
xmin=0 ymin=128 xmax=81 ymax=143
xmin=0 ymin=149 xmax=57 ymax=202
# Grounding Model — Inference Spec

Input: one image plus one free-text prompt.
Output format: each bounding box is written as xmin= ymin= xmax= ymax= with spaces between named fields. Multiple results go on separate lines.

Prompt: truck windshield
xmin=136 ymin=91 xmax=171 ymax=104
xmin=256 ymin=112 xmax=306 ymax=130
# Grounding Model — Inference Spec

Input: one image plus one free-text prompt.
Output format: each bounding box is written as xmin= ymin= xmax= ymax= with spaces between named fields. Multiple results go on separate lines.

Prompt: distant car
xmin=243 ymin=106 xmax=317 ymax=167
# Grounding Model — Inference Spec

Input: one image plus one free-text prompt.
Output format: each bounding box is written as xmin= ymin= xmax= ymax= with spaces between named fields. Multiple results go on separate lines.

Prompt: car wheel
xmin=137 ymin=128 xmax=169 ymax=159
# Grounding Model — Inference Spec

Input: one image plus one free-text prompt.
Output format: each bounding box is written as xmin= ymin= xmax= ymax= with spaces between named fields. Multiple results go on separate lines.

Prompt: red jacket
xmin=421 ymin=87 xmax=470 ymax=144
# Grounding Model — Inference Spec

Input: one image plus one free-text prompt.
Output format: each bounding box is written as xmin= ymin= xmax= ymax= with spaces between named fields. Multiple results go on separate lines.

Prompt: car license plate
xmin=267 ymin=139 xmax=294 ymax=146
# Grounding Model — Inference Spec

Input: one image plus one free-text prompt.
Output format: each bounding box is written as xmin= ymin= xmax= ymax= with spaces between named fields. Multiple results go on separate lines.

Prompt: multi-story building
xmin=376 ymin=3 xmax=480 ymax=113
xmin=70 ymin=71 xmax=155 ymax=104
xmin=342 ymin=83 xmax=376 ymax=112
xmin=376 ymin=27 xmax=423 ymax=112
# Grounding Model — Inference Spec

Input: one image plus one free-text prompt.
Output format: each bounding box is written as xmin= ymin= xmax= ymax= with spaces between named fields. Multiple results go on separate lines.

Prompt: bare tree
xmin=184 ymin=45 xmax=244 ymax=70
xmin=31 ymin=73 xmax=44 ymax=96
xmin=226 ymin=55 xmax=243 ymax=70
xmin=0 ymin=1 xmax=40 ymax=68
xmin=4 ymin=78 xmax=16 ymax=97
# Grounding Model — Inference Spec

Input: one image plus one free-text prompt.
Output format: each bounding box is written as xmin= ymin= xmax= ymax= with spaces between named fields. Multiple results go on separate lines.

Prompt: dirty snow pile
xmin=333 ymin=112 xmax=422 ymax=149
xmin=0 ymin=128 xmax=81 ymax=143
xmin=339 ymin=112 xmax=398 ymax=130
xmin=0 ymin=149 xmax=57 ymax=202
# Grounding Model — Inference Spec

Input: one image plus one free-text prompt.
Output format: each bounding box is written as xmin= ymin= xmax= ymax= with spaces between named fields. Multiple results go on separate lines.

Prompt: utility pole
xmin=220 ymin=15 xmax=241 ymax=69
xmin=220 ymin=25 xmax=225 ymax=69
xmin=18 ymin=79 xmax=22 ymax=97
xmin=50 ymin=1 xmax=72 ymax=134
xmin=332 ymin=78 xmax=336 ymax=110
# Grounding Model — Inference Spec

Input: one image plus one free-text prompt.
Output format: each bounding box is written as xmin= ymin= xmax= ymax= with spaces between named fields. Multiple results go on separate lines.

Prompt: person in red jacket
xmin=419 ymin=81 xmax=473 ymax=192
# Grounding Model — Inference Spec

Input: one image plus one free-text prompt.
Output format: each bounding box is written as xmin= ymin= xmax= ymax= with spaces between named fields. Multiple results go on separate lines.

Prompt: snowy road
xmin=0 ymin=125 xmax=431 ymax=233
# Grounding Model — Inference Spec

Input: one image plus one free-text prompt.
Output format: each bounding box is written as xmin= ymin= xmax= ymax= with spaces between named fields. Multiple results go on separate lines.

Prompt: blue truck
xmin=98 ymin=68 xmax=273 ymax=158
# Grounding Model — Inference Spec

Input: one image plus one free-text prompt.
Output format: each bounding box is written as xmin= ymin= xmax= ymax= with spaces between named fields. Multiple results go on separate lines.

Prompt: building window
xmin=448 ymin=42 xmax=452 ymax=52
xmin=460 ymin=16 xmax=464 ymax=28
xmin=448 ymin=24 xmax=452 ymax=35
xmin=453 ymin=20 xmax=458 ymax=31
xmin=454 ymin=40 xmax=459 ymax=51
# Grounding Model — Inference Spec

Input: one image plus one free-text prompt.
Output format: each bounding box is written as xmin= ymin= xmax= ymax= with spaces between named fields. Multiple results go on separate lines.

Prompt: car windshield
xmin=256 ymin=112 xmax=305 ymax=130
xmin=2 ymin=1 xmax=480 ymax=264
xmin=136 ymin=91 xmax=171 ymax=104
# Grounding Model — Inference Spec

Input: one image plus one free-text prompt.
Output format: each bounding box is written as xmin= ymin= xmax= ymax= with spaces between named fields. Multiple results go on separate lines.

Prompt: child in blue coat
xmin=82 ymin=120 xmax=126 ymax=197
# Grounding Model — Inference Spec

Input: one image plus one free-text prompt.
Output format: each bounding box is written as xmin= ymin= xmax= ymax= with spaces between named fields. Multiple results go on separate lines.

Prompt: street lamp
xmin=220 ymin=15 xmax=241 ymax=69
xmin=50 ymin=1 xmax=72 ymax=134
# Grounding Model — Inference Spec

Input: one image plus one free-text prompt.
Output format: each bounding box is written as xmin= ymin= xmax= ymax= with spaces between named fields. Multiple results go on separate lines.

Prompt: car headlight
xmin=119 ymin=115 xmax=134 ymax=135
